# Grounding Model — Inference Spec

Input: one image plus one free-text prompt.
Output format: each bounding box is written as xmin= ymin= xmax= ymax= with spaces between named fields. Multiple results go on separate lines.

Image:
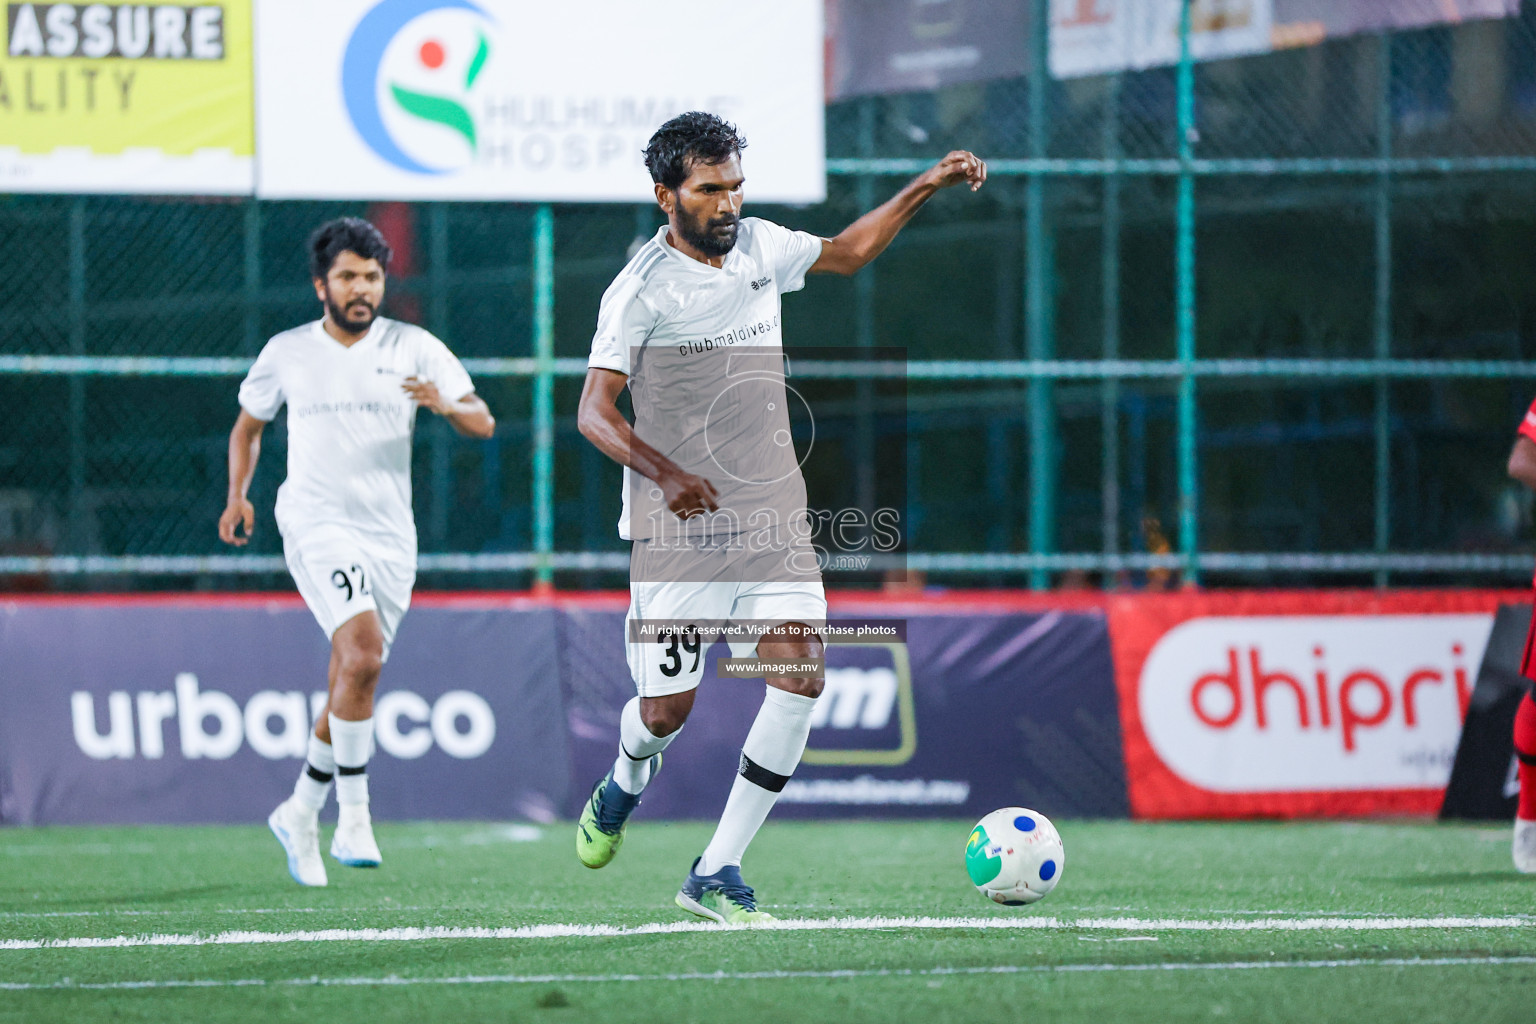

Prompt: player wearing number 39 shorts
xmin=219 ymin=218 xmax=494 ymax=887
xmin=576 ymin=113 xmax=986 ymax=922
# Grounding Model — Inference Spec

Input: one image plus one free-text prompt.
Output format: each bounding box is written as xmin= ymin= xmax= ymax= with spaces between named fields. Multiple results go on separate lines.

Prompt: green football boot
xmin=674 ymin=857 xmax=777 ymax=925
xmin=575 ymin=756 xmax=659 ymax=869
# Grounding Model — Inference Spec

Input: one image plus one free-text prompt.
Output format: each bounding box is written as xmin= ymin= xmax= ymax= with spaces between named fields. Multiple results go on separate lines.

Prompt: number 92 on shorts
xmin=283 ymin=526 xmax=416 ymax=661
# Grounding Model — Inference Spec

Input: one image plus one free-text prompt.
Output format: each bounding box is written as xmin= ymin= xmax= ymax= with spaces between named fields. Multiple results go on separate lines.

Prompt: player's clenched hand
xmin=218 ymin=499 xmax=255 ymax=546
xmin=402 ymin=376 xmax=449 ymax=415
xmin=661 ymin=470 xmax=720 ymax=519
xmin=925 ymin=150 xmax=988 ymax=192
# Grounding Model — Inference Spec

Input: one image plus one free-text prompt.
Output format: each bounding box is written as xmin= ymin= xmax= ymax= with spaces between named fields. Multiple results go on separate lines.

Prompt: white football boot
xmin=1514 ymin=818 xmax=1536 ymax=874
xmin=268 ymin=798 xmax=328 ymax=887
xmin=331 ymin=804 xmax=383 ymax=868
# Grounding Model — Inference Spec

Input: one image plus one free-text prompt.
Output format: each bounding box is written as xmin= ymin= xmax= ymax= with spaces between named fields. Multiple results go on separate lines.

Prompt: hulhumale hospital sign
xmin=254 ymin=0 xmax=825 ymax=202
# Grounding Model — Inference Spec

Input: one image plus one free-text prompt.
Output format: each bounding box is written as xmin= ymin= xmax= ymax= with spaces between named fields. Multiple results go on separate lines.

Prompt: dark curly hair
xmin=643 ymin=112 xmax=748 ymax=192
xmin=308 ymin=217 xmax=393 ymax=280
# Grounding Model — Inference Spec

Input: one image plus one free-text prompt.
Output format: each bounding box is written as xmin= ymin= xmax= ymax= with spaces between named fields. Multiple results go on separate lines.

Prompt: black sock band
xmin=1518 ymin=749 xmax=1536 ymax=767
xmin=737 ymin=752 xmax=790 ymax=793
xmin=305 ymin=763 xmax=334 ymax=784
xmin=336 ymin=764 xmax=367 ymax=776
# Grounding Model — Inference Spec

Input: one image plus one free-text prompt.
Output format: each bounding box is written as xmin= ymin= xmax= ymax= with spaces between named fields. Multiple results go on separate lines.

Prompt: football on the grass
xmin=965 ymin=807 xmax=1064 ymax=906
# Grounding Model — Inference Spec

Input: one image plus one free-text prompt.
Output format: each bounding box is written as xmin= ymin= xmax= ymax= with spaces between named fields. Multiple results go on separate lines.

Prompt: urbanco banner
xmin=1108 ymin=590 xmax=1516 ymax=819
xmin=253 ymin=0 xmax=824 ymax=202
xmin=1 ymin=0 xmax=254 ymax=193
xmin=0 ymin=597 xmax=568 ymax=824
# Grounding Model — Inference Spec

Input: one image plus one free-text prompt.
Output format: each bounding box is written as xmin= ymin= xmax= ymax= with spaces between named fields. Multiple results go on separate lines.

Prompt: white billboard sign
xmin=254 ymin=0 xmax=824 ymax=202
xmin=1050 ymin=0 xmax=1273 ymax=80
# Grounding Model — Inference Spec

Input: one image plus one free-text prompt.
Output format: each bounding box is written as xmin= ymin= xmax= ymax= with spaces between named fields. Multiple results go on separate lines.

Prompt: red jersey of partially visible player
xmin=1516 ymin=395 xmax=1536 ymax=679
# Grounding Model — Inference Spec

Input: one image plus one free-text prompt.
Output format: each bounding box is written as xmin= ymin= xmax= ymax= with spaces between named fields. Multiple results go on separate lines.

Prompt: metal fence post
xmin=532 ymin=203 xmax=556 ymax=589
xmin=1374 ymin=32 xmax=1394 ymax=589
xmin=855 ymin=97 xmax=878 ymax=548
xmin=1101 ymin=73 xmax=1123 ymax=587
xmin=428 ymin=203 xmax=449 ymax=339
xmin=242 ymin=200 xmax=263 ymax=355
xmin=67 ymin=199 xmax=87 ymax=553
xmin=1176 ymin=0 xmax=1200 ymax=585
xmin=1026 ymin=0 xmax=1056 ymax=590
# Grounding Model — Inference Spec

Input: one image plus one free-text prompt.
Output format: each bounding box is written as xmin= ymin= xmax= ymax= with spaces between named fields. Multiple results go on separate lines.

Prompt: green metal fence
xmin=6 ymin=6 xmax=1536 ymax=591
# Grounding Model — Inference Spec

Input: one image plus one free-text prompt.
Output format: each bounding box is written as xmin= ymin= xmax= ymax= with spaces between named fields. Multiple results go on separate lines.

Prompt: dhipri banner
xmin=253 ymin=0 xmax=825 ymax=202
xmin=0 ymin=597 xmax=568 ymax=825
xmin=1108 ymin=590 xmax=1514 ymax=819
xmin=1 ymin=0 xmax=254 ymax=193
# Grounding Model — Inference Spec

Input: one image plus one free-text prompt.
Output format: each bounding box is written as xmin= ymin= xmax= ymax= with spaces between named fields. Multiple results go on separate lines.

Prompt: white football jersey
xmin=238 ymin=316 xmax=475 ymax=556
xmin=588 ymin=218 xmax=823 ymax=541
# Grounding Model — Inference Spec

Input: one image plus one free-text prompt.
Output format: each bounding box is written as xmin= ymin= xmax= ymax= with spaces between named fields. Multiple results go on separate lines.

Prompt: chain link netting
xmin=5 ymin=6 xmax=1536 ymax=588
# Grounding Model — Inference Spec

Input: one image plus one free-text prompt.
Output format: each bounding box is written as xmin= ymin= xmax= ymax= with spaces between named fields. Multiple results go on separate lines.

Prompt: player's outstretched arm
xmin=1509 ymin=436 xmax=1536 ymax=492
xmin=401 ymin=378 xmax=496 ymax=439
xmin=219 ymin=410 xmax=266 ymax=546
xmin=810 ymin=150 xmax=987 ymax=277
xmin=577 ymin=367 xmax=719 ymax=519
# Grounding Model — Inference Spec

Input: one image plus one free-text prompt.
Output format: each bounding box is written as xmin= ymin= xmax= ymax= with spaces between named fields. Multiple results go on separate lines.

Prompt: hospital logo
xmin=341 ymin=0 xmax=494 ymax=175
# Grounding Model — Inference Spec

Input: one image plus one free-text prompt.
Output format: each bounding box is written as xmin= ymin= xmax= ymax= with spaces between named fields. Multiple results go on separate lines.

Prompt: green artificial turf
xmin=1 ymin=818 xmax=1533 ymax=1023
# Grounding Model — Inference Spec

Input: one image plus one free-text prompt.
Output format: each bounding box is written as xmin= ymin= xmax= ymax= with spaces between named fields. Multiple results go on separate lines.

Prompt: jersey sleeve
xmin=753 ymin=218 xmax=824 ymax=295
xmin=417 ymin=331 xmax=476 ymax=401
xmin=236 ymin=341 xmax=284 ymax=421
xmin=1520 ymin=396 xmax=1536 ymax=445
xmin=589 ymin=273 xmax=654 ymax=376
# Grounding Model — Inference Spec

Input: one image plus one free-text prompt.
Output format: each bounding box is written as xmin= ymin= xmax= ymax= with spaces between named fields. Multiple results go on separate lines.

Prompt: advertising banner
xmin=1050 ymin=0 xmax=1520 ymax=80
xmin=1108 ymin=590 xmax=1514 ymax=819
xmin=253 ymin=0 xmax=824 ymax=202
xmin=0 ymin=597 xmax=567 ymax=824
xmin=827 ymin=0 xmax=1031 ymax=101
xmin=1051 ymin=0 xmax=1273 ymax=80
xmin=0 ymin=0 xmax=254 ymax=193
xmin=560 ymin=600 xmax=1129 ymax=822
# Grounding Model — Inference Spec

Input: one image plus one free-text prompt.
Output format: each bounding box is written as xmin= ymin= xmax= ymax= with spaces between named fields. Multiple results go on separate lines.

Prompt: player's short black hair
xmin=643 ymin=112 xmax=747 ymax=192
xmin=308 ymin=217 xmax=392 ymax=280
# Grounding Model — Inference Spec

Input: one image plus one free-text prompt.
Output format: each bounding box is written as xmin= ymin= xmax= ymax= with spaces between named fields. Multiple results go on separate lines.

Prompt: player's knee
xmin=640 ymin=702 xmax=689 ymax=737
xmin=775 ymin=674 xmax=824 ymax=699
xmin=335 ymin=641 xmax=383 ymax=686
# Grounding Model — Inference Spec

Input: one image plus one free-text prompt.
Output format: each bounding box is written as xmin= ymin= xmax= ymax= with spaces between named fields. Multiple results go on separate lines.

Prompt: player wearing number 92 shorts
xmin=219 ymin=217 xmax=494 ymax=888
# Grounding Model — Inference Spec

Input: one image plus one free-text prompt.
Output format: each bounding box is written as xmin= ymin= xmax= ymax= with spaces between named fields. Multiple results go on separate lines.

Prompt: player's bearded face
xmin=676 ymin=202 xmax=739 ymax=258
xmin=673 ymin=155 xmax=744 ymax=258
xmin=318 ymin=251 xmax=386 ymax=335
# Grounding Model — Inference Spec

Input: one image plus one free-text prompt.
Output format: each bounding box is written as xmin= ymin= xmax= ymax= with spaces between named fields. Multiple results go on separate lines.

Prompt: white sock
xmin=329 ymin=714 xmax=374 ymax=808
xmin=291 ymin=735 xmax=335 ymax=813
xmin=612 ymin=697 xmax=679 ymax=795
xmin=697 ymin=687 xmax=817 ymax=876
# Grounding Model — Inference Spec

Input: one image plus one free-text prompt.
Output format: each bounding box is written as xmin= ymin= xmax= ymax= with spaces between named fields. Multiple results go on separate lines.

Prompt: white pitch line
xmin=2 ymin=914 xmax=1534 ymax=952
xmin=3 ymin=956 xmax=1536 ymax=992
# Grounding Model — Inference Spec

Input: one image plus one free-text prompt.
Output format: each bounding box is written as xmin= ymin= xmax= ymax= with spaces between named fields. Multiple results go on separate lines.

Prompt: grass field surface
xmin=1 ymin=818 xmax=1533 ymax=1023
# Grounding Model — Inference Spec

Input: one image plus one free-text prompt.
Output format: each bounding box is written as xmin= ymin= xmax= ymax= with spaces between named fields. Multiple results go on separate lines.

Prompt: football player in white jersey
xmin=219 ymin=218 xmax=494 ymax=887
xmin=576 ymin=112 xmax=984 ymax=922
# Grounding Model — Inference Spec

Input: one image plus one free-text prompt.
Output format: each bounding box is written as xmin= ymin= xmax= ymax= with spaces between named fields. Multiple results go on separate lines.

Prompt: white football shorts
xmin=625 ymin=537 xmax=827 ymax=698
xmin=283 ymin=525 xmax=416 ymax=661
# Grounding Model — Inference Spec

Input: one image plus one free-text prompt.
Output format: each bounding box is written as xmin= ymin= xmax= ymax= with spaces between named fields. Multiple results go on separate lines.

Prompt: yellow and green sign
xmin=1 ymin=2 xmax=252 ymax=193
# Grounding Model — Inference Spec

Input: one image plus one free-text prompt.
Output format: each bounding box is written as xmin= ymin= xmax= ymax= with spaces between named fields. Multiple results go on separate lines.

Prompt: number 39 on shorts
xmin=657 ymin=627 xmax=701 ymax=678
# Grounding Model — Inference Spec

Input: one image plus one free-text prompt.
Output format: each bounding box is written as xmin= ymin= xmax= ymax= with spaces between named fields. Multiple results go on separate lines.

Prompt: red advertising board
xmin=1108 ymin=590 xmax=1523 ymax=819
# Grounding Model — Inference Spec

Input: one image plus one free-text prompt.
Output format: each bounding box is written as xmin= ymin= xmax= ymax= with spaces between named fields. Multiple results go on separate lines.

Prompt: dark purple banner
xmin=560 ymin=605 xmax=1129 ymax=821
xmin=0 ymin=601 xmax=567 ymax=825
xmin=828 ymin=0 xmax=1033 ymax=100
